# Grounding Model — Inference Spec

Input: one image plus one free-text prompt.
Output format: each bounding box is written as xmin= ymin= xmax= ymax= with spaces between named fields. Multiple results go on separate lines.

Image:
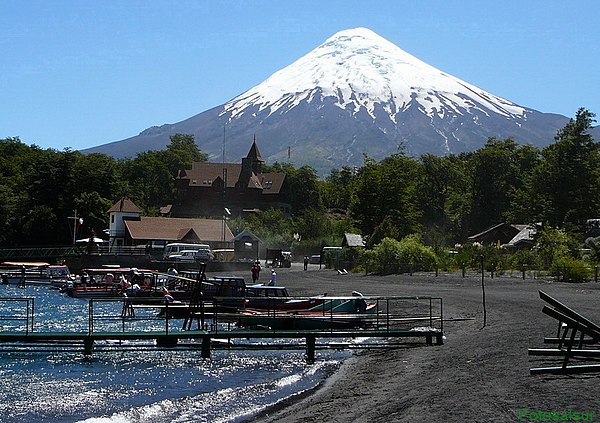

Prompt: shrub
xmin=536 ymin=227 xmax=578 ymax=269
xmin=396 ymin=234 xmax=438 ymax=272
xmin=551 ymin=256 xmax=592 ymax=283
xmin=366 ymin=235 xmax=438 ymax=275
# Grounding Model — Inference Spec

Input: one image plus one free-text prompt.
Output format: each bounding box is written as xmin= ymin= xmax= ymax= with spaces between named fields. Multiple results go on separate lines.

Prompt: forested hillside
xmin=1 ymin=109 xmax=597 ymax=258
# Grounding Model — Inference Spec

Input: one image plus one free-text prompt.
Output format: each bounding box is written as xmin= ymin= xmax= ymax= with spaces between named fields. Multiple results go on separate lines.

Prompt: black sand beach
xmin=246 ymin=264 xmax=600 ymax=422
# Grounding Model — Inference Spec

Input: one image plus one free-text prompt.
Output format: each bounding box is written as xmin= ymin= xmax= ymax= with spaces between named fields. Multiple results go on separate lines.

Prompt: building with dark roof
xmin=107 ymin=197 xmax=233 ymax=251
xmin=170 ymin=141 xmax=290 ymax=218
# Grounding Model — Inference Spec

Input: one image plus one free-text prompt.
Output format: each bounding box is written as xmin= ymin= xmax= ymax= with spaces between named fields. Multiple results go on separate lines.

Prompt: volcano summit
xmin=86 ymin=28 xmax=569 ymax=174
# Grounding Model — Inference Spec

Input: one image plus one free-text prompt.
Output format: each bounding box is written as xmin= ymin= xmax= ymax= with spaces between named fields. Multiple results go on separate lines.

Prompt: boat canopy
xmin=1 ymin=261 xmax=51 ymax=267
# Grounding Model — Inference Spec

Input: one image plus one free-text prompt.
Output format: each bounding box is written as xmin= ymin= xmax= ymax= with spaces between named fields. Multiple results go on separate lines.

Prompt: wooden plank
xmin=531 ymin=363 xmax=600 ymax=375
xmin=529 ymin=348 xmax=600 ymax=357
xmin=539 ymin=291 xmax=600 ymax=336
xmin=544 ymin=337 xmax=597 ymax=345
xmin=541 ymin=306 xmax=600 ymax=341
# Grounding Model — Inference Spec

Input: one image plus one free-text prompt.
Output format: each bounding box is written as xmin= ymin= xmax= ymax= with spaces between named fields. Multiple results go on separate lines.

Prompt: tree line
xmin=0 ymin=134 xmax=206 ymax=246
xmin=1 ymin=109 xmax=598 ymax=265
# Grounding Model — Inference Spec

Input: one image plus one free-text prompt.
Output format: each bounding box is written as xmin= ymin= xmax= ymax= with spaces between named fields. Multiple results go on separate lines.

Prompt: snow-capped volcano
xmin=86 ymin=27 xmax=569 ymax=174
xmin=224 ymin=27 xmax=525 ymax=126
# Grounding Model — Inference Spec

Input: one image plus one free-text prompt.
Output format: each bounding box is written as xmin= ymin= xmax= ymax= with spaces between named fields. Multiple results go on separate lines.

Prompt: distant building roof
xmin=107 ymin=197 xmax=142 ymax=214
xmin=124 ymin=217 xmax=233 ymax=242
xmin=158 ymin=204 xmax=172 ymax=215
xmin=468 ymin=223 xmax=536 ymax=248
xmin=177 ymin=163 xmax=285 ymax=194
xmin=343 ymin=233 xmax=366 ymax=248
xmin=178 ymin=162 xmax=243 ymax=188
xmin=234 ymin=229 xmax=261 ymax=242
xmin=504 ymin=226 xmax=537 ymax=249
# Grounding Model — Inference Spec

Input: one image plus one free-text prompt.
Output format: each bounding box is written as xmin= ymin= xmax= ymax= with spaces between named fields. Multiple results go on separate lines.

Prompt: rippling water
xmin=0 ymin=285 xmax=347 ymax=422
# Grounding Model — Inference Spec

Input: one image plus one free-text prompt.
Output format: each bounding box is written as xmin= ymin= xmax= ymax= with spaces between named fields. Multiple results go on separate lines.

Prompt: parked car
xmin=309 ymin=254 xmax=321 ymax=264
xmin=194 ymin=249 xmax=214 ymax=262
xmin=168 ymin=250 xmax=200 ymax=261
xmin=169 ymin=249 xmax=215 ymax=262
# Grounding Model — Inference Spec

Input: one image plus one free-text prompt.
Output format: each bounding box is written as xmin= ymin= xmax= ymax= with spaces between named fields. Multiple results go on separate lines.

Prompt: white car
xmin=168 ymin=250 xmax=200 ymax=261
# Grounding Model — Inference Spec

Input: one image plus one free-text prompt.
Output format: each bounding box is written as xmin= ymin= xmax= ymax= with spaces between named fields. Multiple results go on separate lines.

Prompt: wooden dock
xmin=0 ymin=296 xmax=444 ymax=362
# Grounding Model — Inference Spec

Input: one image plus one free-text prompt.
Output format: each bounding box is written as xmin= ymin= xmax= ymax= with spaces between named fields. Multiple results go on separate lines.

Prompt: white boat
xmin=0 ymin=262 xmax=73 ymax=287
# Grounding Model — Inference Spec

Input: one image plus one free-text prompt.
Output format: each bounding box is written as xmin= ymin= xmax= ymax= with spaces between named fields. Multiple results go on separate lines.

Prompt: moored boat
xmin=63 ymin=267 xmax=160 ymax=299
xmin=1 ymin=262 xmax=73 ymax=286
xmin=236 ymin=297 xmax=377 ymax=330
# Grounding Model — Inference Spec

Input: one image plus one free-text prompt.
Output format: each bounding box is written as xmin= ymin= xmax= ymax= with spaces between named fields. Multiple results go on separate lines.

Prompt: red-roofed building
xmin=107 ymin=197 xmax=233 ymax=251
xmin=170 ymin=140 xmax=290 ymax=218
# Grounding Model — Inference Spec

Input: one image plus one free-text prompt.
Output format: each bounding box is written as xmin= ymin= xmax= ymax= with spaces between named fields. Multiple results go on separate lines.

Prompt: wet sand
xmin=245 ymin=264 xmax=600 ymax=422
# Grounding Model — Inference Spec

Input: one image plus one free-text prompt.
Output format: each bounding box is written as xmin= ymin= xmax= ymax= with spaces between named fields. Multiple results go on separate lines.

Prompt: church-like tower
xmin=237 ymin=138 xmax=264 ymax=188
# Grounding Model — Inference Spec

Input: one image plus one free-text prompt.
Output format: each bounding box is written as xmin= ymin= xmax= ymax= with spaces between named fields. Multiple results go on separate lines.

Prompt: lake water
xmin=0 ymin=285 xmax=348 ymax=422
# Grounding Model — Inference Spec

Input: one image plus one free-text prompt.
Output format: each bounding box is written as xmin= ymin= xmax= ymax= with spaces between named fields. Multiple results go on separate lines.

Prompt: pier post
xmin=201 ymin=336 xmax=211 ymax=359
xmin=436 ymin=333 xmax=444 ymax=345
xmin=156 ymin=336 xmax=178 ymax=348
xmin=84 ymin=338 xmax=94 ymax=355
xmin=305 ymin=335 xmax=316 ymax=363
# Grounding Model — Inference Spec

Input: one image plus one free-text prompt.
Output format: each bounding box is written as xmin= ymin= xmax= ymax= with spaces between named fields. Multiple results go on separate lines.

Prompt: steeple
xmin=246 ymin=135 xmax=264 ymax=163
xmin=238 ymin=138 xmax=264 ymax=188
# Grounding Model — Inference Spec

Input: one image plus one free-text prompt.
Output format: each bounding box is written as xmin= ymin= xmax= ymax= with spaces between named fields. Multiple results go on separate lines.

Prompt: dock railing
xmin=0 ymin=298 xmax=34 ymax=334
xmin=0 ymin=295 xmax=444 ymax=360
xmin=0 ymin=295 xmax=443 ymax=336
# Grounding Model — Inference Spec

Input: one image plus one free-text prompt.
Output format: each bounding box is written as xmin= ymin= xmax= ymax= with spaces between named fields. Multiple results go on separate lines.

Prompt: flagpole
xmin=68 ymin=210 xmax=79 ymax=246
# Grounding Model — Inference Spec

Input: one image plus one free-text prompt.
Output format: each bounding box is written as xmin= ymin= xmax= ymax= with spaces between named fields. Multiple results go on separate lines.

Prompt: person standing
xmin=255 ymin=260 xmax=262 ymax=282
xmin=251 ymin=263 xmax=259 ymax=283
xmin=303 ymin=256 xmax=309 ymax=271
xmin=268 ymin=269 xmax=277 ymax=286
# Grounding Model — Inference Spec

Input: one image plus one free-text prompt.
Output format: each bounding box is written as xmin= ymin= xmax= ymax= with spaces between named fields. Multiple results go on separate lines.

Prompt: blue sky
xmin=2 ymin=0 xmax=598 ymax=151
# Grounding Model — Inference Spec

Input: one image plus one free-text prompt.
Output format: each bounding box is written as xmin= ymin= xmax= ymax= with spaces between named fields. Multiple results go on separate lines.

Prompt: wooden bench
xmin=529 ymin=290 xmax=600 ymax=374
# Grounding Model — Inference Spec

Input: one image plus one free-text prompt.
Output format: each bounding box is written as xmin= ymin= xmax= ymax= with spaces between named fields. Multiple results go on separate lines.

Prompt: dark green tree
xmin=417 ymin=154 xmax=471 ymax=245
xmin=321 ymin=166 xmax=357 ymax=211
xmin=119 ymin=134 xmax=208 ymax=212
xmin=524 ymin=108 xmax=599 ymax=231
xmin=466 ymin=138 xmax=531 ymax=233
xmin=349 ymin=154 xmax=421 ymax=239
xmin=265 ymin=162 xmax=323 ymax=215
xmin=165 ymin=133 xmax=208 ymax=175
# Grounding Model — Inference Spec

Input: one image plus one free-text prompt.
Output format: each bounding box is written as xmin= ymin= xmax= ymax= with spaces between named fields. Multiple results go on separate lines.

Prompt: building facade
xmin=107 ymin=198 xmax=234 ymax=252
xmin=170 ymin=141 xmax=290 ymax=218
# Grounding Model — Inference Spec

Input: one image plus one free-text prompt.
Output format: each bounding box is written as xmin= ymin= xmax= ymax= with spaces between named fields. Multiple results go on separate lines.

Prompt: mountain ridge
xmin=84 ymin=28 xmax=588 ymax=174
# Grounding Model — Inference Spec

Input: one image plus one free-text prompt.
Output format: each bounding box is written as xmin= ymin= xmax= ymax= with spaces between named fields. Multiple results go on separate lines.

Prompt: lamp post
xmin=221 ymin=167 xmax=228 ymax=245
xmin=68 ymin=210 xmax=83 ymax=246
xmin=222 ymin=207 xmax=231 ymax=244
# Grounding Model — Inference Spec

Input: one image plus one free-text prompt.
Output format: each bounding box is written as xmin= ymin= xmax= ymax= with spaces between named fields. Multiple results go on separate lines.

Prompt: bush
xmin=551 ymin=256 xmax=592 ymax=283
xmin=396 ymin=234 xmax=438 ymax=272
xmin=366 ymin=235 xmax=437 ymax=275
xmin=536 ymin=227 xmax=578 ymax=269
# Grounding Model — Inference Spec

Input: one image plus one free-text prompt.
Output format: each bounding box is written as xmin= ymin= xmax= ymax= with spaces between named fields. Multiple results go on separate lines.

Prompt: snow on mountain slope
xmin=222 ymin=27 xmax=526 ymax=125
xmin=85 ymin=27 xmax=570 ymax=174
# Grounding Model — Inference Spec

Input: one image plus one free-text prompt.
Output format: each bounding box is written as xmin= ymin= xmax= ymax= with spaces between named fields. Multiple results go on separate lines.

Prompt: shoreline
xmin=248 ymin=355 xmax=355 ymax=422
xmin=239 ymin=266 xmax=600 ymax=422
